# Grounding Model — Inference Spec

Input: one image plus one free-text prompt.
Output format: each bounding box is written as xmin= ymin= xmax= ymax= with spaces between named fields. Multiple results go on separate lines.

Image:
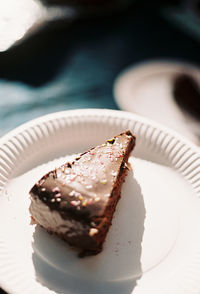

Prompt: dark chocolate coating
xmin=29 ymin=130 xmax=136 ymax=255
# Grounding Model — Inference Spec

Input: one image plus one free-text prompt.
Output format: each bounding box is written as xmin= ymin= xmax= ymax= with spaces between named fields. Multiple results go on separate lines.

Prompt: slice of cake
xmin=29 ymin=130 xmax=136 ymax=256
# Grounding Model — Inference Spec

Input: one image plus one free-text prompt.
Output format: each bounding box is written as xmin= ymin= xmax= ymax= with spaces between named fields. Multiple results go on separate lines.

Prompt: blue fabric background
xmin=0 ymin=1 xmax=199 ymax=137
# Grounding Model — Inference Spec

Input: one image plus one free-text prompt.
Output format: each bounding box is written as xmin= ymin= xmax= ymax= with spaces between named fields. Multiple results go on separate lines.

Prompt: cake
xmin=29 ymin=130 xmax=136 ymax=256
xmin=173 ymin=73 xmax=200 ymax=121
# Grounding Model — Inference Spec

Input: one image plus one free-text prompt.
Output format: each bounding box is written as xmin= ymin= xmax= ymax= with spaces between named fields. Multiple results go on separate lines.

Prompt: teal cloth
xmin=0 ymin=2 xmax=200 ymax=137
xmin=0 ymin=65 xmax=118 ymax=136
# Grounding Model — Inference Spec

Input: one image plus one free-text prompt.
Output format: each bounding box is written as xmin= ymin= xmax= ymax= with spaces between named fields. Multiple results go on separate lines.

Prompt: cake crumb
xmin=89 ymin=228 xmax=98 ymax=237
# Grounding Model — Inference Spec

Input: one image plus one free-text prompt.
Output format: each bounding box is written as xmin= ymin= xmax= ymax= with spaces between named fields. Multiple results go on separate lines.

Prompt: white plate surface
xmin=0 ymin=109 xmax=200 ymax=294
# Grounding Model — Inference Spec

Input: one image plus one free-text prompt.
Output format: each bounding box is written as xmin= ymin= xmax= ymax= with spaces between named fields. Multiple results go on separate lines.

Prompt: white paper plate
xmin=0 ymin=109 xmax=200 ymax=294
xmin=113 ymin=60 xmax=200 ymax=145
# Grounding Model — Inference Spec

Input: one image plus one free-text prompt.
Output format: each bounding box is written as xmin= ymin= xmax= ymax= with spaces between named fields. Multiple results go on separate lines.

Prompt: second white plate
xmin=113 ymin=60 xmax=200 ymax=144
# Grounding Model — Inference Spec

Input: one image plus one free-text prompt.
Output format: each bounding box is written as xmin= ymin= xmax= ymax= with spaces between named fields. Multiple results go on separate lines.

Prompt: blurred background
xmin=0 ymin=0 xmax=200 ymax=292
xmin=0 ymin=0 xmax=200 ymax=145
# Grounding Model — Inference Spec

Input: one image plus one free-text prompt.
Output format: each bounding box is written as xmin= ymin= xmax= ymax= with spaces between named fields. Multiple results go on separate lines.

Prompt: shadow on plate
xmin=31 ymin=171 xmax=146 ymax=294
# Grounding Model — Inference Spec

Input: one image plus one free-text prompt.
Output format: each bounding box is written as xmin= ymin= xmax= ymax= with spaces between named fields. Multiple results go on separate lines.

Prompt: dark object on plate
xmin=29 ymin=131 xmax=135 ymax=257
xmin=173 ymin=73 xmax=200 ymax=121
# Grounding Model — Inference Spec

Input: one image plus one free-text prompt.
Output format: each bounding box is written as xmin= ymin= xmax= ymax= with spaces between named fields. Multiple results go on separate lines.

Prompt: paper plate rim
xmin=0 ymin=108 xmax=199 ymax=150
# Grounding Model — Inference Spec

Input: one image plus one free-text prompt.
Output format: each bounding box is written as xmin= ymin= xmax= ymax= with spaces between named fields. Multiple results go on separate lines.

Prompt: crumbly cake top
xmin=30 ymin=131 xmax=135 ymax=219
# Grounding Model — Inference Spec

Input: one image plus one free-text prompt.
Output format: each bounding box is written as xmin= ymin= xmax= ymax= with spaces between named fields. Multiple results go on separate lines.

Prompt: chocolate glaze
xmin=29 ymin=130 xmax=136 ymax=256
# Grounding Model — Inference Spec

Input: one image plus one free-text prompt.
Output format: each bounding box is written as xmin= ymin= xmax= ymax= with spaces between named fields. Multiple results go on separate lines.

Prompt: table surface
xmin=0 ymin=1 xmax=200 ymax=293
